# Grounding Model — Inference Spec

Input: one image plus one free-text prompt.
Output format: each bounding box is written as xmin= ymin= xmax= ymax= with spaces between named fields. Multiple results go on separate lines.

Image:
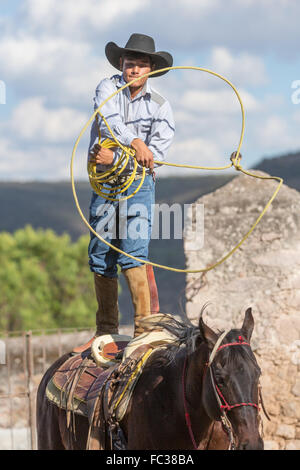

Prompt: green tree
xmin=0 ymin=226 xmax=111 ymax=331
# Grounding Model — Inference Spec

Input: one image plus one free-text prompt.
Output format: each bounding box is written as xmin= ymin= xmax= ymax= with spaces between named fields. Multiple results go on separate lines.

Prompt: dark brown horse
xmin=36 ymin=307 xmax=264 ymax=450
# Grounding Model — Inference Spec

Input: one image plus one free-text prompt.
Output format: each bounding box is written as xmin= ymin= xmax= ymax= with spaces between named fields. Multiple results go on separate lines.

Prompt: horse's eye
xmin=215 ymin=371 xmax=225 ymax=385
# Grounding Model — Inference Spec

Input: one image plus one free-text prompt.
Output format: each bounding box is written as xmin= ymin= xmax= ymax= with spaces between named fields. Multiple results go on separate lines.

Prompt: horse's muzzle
xmin=237 ymin=437 xmax=264 ymax=450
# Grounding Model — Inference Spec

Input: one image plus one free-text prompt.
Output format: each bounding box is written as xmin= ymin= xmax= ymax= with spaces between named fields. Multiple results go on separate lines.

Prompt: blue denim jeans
xmin=88 ymin=174 xmax=155 ymax=278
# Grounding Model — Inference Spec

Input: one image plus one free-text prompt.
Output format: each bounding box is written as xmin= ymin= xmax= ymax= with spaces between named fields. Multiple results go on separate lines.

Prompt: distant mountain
xmin=0 ymin=149 xmax=299 ymax=324
xmin=0 ymin=175 xmax=233 ymax=240
xmin=255 ymin=150 xmax=300 ymax=190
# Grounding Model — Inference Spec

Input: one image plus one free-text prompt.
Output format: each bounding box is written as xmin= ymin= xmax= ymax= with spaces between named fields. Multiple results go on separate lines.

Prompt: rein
xmin=182 ymin=334 xmax=260 ymax=450
xmin=182 ymin=356 xmax=198 ymax=450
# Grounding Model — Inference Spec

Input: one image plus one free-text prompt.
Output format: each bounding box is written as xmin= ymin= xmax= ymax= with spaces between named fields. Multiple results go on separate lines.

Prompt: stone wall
xmin=184 ymin=171 xmax=300 ymax=450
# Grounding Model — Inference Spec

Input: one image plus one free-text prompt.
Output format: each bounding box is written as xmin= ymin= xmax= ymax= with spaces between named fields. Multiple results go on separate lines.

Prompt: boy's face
xmin=120 ymin=55 xmax=154 ymax=91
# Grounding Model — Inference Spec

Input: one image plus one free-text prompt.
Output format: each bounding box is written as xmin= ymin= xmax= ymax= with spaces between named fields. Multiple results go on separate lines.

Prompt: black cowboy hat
xmin=105 ymin=33 xmax=173 ymax=78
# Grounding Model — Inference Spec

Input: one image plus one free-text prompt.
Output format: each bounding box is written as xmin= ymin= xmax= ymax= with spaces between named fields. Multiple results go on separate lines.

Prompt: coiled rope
xmin=71 ymin=66 xmax=283 ymax=273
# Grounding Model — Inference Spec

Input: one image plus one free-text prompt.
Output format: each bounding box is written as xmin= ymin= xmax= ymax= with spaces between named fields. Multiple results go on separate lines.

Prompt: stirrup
xmin=91 ymin=334 xmax=132 ymax=367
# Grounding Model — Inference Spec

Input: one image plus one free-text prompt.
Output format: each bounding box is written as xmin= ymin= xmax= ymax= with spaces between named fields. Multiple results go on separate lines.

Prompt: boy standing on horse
xmin=87 ymin=34 xmax=175 ymax=338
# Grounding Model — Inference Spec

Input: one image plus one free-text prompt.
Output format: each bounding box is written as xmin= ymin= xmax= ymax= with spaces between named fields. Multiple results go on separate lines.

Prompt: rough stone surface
xmin=285 ymin=440 xmax=300 ymax=450
xmin=264 ymin=440 xmax=280 ymax=450
xmin=276 ymin=424 xmax=296 ymax=439
xmin=184 ymin=171 xmax=300 ymax=450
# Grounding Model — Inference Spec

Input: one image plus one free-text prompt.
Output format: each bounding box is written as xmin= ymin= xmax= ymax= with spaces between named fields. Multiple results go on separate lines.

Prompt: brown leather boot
xmin=122 ymin=264 xmax=159 ymax=337
xmin=73 ymin=274 xmax=119 ymax=353
xmin=94 ymin=273 xmax=119 ymax=336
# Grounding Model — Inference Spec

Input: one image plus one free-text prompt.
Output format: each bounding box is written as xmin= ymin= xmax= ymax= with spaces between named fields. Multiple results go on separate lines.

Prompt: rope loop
xmin=230 ymin=151 xmax=242 ymax=171
xmin=71 ymin=65 xmax=283 ymax=273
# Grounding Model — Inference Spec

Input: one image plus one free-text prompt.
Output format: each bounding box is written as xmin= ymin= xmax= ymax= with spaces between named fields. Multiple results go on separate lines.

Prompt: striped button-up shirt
xmin=88 ymin=74 xmax=175 ymax=174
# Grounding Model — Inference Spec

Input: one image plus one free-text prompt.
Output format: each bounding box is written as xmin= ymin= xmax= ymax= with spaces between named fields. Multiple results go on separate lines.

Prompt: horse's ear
xmin=199 ymin=316 xmax=218 ymax=349
xmin=241 ymin=307 xmax=254 ymax=341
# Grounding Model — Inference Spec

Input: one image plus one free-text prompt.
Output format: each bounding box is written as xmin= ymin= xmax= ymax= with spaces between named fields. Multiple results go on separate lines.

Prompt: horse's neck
xmin=184 ymin=346 xmax=213 ymax=435
xmin=124 ymin=346 xmax=213 ymax=449
xmin=185 ymin=346 xmax=207 ymax=401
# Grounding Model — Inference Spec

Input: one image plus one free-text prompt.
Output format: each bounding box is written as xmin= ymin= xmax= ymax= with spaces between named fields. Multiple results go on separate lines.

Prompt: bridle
xmin=182 ymin=331 xmax=261 ymax=450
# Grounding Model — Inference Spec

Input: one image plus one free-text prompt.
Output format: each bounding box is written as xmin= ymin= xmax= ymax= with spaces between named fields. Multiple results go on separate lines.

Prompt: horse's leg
xmin=37 ymin=402 xmax=90 ymax=450
xmin=37 ymin=400 xmax=66 ymax=450
xmin=58 ymin=410 xmax=90 ymax=450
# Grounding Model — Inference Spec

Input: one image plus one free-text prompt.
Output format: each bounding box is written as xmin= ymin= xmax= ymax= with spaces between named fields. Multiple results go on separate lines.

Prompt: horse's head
xmin=199 ymin=308 xmax=264 ymax=450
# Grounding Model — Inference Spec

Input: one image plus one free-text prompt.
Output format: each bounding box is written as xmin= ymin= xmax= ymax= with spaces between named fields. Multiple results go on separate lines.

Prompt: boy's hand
xmin=89 ymin=144 xmax=114 ymax=165
xmin=131 ymin=138 xmax=154 ymax=172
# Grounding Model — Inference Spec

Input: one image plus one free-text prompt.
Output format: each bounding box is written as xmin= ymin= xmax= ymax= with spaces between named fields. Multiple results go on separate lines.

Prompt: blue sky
xmin=0 ymin=0 xmax=299 ymax=181
xmin=0 ymin=0 xmax=20 ymax=14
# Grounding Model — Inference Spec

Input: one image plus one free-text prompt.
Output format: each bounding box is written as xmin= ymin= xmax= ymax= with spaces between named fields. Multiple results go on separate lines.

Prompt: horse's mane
xmin=146 ymin=305 xmax=258 ymax=370
xmin=150 ymin=318 xmax=259 ymax=373
xmin=146 ymin=305 xmax=209 ymax=366
xmin=156 ymin=314 xmax=199 ymax=350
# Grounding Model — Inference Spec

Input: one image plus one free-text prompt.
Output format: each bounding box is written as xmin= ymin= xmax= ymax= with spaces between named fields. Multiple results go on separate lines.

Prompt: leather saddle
xmin=46 ymin=338 xmax=130 ymax=420
xmin=45 ymin=341 xmax=153 ymax=425
xmin=45 ymin=326 xmax=177 ymax=449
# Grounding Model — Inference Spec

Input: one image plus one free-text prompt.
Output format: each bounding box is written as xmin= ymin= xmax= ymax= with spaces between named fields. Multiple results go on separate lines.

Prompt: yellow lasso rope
xmin=112 ymin=348 xmax=154 ymax=413
xmin=87 ymin=114 xmax=146 ymax=201
xmin=71 ymin=66 xmax=283 ymax=273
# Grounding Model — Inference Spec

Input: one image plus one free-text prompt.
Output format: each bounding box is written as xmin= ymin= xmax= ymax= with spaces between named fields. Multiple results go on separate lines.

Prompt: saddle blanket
xmin=45 ymin=327 xmax=177 ymax=423
xmin=46 ymin=352 xmax=110 ymax=418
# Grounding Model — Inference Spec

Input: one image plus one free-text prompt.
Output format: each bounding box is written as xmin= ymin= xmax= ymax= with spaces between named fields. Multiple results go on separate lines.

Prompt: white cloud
xmin=159 ymin=137 xmax=228 ymax=177
xmin=232 ymin=0 xmax=294 ymax=7
xmin=0 ymin=34 xmax=114 ymax=105
xmin=0 ymin=136 xmax=87 ymax=181
xmin=209 ymin=47 xmax=269 ymax=86
xmin=166 ymin=0 xmax=220 ymax=12
xmin=292 ymin=110 xmax=300 ymax=124
xmin=255 ymin=114 xmax=299 ymax=152
xmin=4 ymin=0 xmax=300 ymax=59
xmin=180 ymin=88 xmax=260 ymax=114
xmin=8 ymin=97 xmax=88 ymax=142
xmin=259 ymin=116 xmax=288 ymax=145
xmin=22 ymin=0 xmax=147 ymax=35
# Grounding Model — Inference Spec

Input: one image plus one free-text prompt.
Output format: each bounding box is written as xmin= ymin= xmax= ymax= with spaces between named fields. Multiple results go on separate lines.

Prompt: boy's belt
xmin=96 ymin=171 xmax=155 ymax=186
xmin=108 ymin=173 xmax=144 ymax=185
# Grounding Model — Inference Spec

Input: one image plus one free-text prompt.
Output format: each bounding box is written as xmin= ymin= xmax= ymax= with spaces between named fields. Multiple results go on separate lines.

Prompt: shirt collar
xmin=117 ymin=74 xmax=152 ymax=99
